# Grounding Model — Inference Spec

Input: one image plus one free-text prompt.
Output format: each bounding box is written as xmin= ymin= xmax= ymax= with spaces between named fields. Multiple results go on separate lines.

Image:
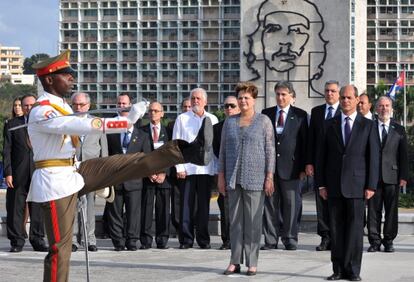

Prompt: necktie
xmin=153 ymin=126 xmax=159 ymax=143
xmin=122 ymin=132 xmax=130 ymax=150
xmin=326 ymin=106 xmax=333 ymax=120
xmin=381 ymin=124 xmax=388 ymax=147
xmin=344 ymin=117 xmax=351 ymax=145
xmin=277 ymin=110 xmax=284 ymax=128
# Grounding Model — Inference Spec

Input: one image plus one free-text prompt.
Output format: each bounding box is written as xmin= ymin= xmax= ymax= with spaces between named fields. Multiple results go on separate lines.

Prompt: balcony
xmin=202 ymin=8 xmax=219 ymax=20
xmin=122 ymin=56 xmax=138 ymax=62
xmin=63 ymin=36 xmax=78 ymax=42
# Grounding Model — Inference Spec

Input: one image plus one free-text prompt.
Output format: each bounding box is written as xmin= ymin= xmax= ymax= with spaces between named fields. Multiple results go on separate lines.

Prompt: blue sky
xmin=0 ymin=0 xmax=59 ymax=57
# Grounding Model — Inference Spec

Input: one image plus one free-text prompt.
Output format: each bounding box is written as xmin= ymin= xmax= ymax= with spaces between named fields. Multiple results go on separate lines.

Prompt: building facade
xmin=367 ymin=0 xmax=414 ymax=91
xmin=59 ymin=0 xmax=240 ymax=116
xmin=0 ymin=45 xmax=24 ymax=77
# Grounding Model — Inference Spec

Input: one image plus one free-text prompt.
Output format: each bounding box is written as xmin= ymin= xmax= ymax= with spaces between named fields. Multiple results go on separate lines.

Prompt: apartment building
xmin=367 ymin=0 xmax=414 ymax=91
xmin=59 ymin=0 xmax=240 ymax=116
xmin=0 ymin=45 xmax=24 ymax=77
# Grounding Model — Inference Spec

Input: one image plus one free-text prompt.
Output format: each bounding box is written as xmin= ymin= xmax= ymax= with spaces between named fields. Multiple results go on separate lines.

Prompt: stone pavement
xmin=1 ymin=188 xmax=414 ymax=281
xmin=0 ymin=233 xmax=413 ymax=281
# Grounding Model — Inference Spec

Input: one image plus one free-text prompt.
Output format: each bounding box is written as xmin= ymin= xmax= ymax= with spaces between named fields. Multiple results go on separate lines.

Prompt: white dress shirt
xmin=172 ymin=110 xmax=218 ymax=175
xmin=275 ymin=104 xmax=290 ymax=134
xmin=364 ymin=111 xmax=373 ymax=120
xmin=341 ymin=111 xmax=358 ymax=144
xmin=378 ymin=119 xmax=390 ymax=142
xmin=325 ymin=101 xmax=340 ymax=119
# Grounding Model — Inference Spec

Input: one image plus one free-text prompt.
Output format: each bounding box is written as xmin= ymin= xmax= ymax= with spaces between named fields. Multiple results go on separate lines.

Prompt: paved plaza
xmin=0 ymin=189 xmax=413 ymax=281
xmin=0 ymin=233 xmax=413 ymax=281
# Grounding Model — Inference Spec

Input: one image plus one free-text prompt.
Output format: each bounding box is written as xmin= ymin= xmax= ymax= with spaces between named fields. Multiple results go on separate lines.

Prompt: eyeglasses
xmin=72 ymin=103 xmax=89 ymax=107
xmin=224 ymin=103 xmax=237 ymax=109
xmin=148 ymin=109 xmax=162 ymax=113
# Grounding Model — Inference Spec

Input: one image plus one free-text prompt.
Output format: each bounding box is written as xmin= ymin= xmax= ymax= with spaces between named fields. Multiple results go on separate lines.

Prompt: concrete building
xmin=367 ymin=0 xmax=414 ymax=91
xmin=0 ymin=45 xmax=24 ymax=77
xmin=59 ymin=0 xmax=241 ymax=116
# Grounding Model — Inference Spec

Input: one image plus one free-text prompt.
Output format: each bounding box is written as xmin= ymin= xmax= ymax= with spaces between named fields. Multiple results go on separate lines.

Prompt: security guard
xmin=27 ymin=50 xmax=213 ymax=282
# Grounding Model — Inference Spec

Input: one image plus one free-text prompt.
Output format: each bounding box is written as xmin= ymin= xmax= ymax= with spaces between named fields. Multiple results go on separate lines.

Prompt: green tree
xmin=23 ymin=53 xmax=50 ymax=74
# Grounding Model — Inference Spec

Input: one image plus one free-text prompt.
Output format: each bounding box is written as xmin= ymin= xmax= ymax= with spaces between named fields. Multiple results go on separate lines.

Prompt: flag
xmin=387 ymin=70 xmax=405 ymax=100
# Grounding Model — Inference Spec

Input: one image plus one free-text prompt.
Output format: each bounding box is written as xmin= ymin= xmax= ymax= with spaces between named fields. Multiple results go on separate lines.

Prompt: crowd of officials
xmin=2 ymin=78 xmax=408 ymax=281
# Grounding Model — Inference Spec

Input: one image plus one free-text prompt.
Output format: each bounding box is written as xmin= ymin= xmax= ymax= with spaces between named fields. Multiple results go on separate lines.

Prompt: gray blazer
xmin=77 ymin=133 xmax=108 ymax=161
xmin=219 ymin=113 xmax=275 ymax=191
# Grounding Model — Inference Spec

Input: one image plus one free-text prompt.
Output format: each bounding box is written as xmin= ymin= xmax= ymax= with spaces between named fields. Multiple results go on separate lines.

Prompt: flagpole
xmin=403 ymin=65 xmax=407 ymax=128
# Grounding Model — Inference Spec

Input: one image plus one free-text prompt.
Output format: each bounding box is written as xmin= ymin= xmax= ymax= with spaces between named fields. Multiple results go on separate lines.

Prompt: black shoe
xmin=246 ymin=270 xmax=257 ymax=276
xmin=223 ymin=264 xmax=240 ymax=275
xmin=179 ymin=244 xmax=192 ymax=249
xmin=285 ymin=243 xmax=297 ymax=251
xmin=139 ymin=245 xmax=151 ymax=250
xmin=127 ymin=246 xmax=138 ymax=251
xmin=326 ymin=273 xmax=343 ymax=280
xmin=219 ymin=243 xmax=230 ymax=250
xmin=10 ymin=246 xmax=23 ymax=253
xmin=260 ymin=244 xmax=277 ymax=250
xmin=367 ymin=244 xmax=380 ymax=252
xmin=72 ymin=244 xmax=78 ymax=252
xmin=384 ymin=243 xmax=395 ymax=253
xmin=200 ymin=244 xmax=211 ymax=249
xmin=157 ymin=245 xmax=169 ymax=249
xmin=316 ymin=238 xmax=331 ymax=251
xmin=348 ymin=275 xmax=362 ymax=281
xmin=178 ymin=117 xmax=213 ymax=165
xmin=88 ymin=245 xmax=98 ymax=252
xmin=33 ymin=245 xmax=48 ymax=252
xmin=114 ymin=246 xmax=125 ymax=251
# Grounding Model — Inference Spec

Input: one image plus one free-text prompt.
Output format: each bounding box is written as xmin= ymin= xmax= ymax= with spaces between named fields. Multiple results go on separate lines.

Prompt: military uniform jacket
xmin=27 ymin=92 xmax=128 ymax=202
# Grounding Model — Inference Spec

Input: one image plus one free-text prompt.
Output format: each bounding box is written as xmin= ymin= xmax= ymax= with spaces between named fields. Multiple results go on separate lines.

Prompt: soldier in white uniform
xmin=27 ymin=50 xmax=213 ymax=282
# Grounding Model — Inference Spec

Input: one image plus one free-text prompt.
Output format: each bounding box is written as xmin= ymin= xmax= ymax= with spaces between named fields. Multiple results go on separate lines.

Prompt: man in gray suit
xmin=71 ymin=92 xmax=108 ymax=252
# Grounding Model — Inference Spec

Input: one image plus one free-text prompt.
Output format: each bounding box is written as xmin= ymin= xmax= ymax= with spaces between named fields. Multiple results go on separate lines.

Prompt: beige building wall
xmin=0 ymin=45 xmax=24 ymax=77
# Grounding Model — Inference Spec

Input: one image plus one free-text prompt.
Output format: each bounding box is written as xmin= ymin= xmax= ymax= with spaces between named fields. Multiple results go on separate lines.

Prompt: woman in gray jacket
xmin=218 ymin=81 xmax=275 ymax=276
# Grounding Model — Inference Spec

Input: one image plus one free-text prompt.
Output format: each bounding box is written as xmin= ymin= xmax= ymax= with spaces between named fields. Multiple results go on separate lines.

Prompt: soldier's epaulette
xmin=32 ymin=100 xmax=51 ymax=107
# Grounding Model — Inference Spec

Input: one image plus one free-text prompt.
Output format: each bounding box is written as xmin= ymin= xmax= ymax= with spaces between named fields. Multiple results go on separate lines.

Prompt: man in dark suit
xmin=106 ymin=93 xmax=151 ymax=251
xmin=167 ymin=98 xmax=192 ymax=235
xmin=316 ymin=85 xmax=379 ymax=281
xmin=3 ymin=94 xmax=47 ymax=252
xmin=140 ymin=101 xmax=171 ymax=249
xmin=261 ymin=81 xmax=308 ymax=251
xmin=212 ymin=95 xmax=240 ymax=250
xmin=305 ymin=80 xmax=341 ymax=251
xmin=367 ymin=96 xmax=408 ymax=253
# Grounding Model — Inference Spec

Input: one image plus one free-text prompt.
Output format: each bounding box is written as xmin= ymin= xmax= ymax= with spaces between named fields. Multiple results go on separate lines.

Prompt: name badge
xmin=154 ymin=141 xmax=164 ymax=149
xmin=276 ymin=127 xmax=284 ymax=134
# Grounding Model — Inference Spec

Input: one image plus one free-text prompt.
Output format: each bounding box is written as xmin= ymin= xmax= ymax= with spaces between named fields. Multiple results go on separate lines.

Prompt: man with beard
xmin=367 ymin=96 xmax=408 ymax=253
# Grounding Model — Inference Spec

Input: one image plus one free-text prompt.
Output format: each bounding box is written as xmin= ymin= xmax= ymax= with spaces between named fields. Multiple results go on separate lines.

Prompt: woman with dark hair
xmin=218 ymin=81 xmax=275 ymax=276
xmin=12 ymin=97 xmax=23 ymax=118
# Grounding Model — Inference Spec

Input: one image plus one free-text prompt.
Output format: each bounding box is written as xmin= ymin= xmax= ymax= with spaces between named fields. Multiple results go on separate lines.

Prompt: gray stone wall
xmin=240 ymin=0 xmax=367 ymax=112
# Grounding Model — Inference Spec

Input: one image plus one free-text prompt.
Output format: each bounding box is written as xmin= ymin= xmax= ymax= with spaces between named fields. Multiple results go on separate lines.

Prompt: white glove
xmin=127 ymin=101 xmax=149 ymax=125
